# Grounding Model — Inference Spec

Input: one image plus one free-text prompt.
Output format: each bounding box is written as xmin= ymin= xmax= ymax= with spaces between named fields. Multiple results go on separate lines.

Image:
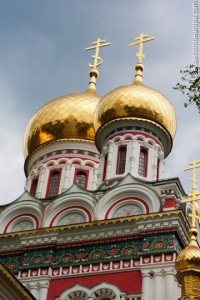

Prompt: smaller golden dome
xmin=176 ymin=245 xmax=200 ymax=272
xmin=94 ymin=82 xmax=176 ymax=139
xmin=176 ymin=229 xmax=200 ymax=273
xmin=24 ymin=92 xmax=101 ymax=157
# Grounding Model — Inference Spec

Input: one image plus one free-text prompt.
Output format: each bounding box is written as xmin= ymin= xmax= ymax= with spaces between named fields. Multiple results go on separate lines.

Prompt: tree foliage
xmin=173 ymin=65 xmax=200 ymax=112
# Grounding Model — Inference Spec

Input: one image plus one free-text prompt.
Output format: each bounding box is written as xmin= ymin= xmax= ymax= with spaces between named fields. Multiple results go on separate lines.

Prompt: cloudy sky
xmin=0 ymin=0 xmax=199 ymax=204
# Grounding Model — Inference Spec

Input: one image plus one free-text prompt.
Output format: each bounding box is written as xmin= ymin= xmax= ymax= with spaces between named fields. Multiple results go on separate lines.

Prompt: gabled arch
xmin=43 ymin=191 xmax=95 ymax=227
xmin=97 ymin=180 xmax=160 ymax=220
xmin=0 ymin=197 xmax=42 ymax=233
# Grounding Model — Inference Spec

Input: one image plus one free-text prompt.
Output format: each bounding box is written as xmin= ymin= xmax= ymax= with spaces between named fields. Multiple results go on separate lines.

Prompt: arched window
xmin=138 ymin=148 xmax=148 ymax=177
xmin=103 ymin=154 xmax=108 ymax=180
xmin=75 ymin=171 xmax=87 ymax=188
xmin=116 ymin=146 xmax=127 ymax=174
xmin=47 ymin=171 xmax=60 ymax=198
xmin=30 ymin=178 xmax=38 ymax=196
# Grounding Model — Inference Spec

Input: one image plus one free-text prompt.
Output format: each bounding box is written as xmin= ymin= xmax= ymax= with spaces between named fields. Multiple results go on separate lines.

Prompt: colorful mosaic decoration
xmin=0 ymin=234 xmax=181 ymax=273
xmin=106 ymin=126 xmax=162 ymax=144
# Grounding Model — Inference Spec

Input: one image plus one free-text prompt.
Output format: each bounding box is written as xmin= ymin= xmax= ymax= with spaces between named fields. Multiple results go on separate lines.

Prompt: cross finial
xmin=85 ymin=38 xmax=111 ymax=93
xmin=129 ymin=33 xmax=154 ymax=64
xmin=129 ymin=33 xmax=154 ymax=83
xmin=181 ymin=159 xmax=200 ymax=228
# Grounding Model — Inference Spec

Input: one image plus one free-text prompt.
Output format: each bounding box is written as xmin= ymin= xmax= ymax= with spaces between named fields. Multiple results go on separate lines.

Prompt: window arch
xmin=116 ymin=146 xmax=127 ymax=175
xmin=30 ymin=177 xmax=38 ymax=196
xmin=138 ymin=148 xmax=148 ymax=177
xmin=47 ymin=171 xmax=61 ymax=198
xmin=156 ymin=157 xmax=160 ymax=180
xmin=75 ymin=171 xmax=87 ymax=188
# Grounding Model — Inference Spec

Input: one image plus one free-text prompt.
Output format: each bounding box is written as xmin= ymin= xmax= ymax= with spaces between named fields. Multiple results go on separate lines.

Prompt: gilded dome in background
xmin=94 ymin=82 xmax=176 ymax=139
xmin=176 ymin=244 xmax=200 ymax=272
xmin=176 ymin=228 xmax=200 ymax=273
xmin=24 ymin=93 xmax=101 ymax=157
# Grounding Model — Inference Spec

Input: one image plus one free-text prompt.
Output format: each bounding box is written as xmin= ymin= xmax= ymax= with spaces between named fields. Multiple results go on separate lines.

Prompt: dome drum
xmin=24 ymin=139 xmax=100 ymax=176
xmin=95 ymin=118 xmax=172 ymax=157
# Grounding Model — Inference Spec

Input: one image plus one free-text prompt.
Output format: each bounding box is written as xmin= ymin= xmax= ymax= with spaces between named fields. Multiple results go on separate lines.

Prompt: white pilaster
xmin=36 ymin=167 xmax=47 ymax=198
xmin=153 ymin=271 xmax=163 ymax=300
xmin=164 ymin=270 xmax=175 ymax=300
xmin=141 ymin=272 xmax=153 ymax=300
xmin=105 ymin=142 xmax=114 ymax=180
xmin=26 ymin=176 xmax=32 ymax=192
xmin=29 ymin=284 xmax=39 ymax=299
xmin=130 ymin=138 xmax=136 ymax=175
xmin=152 ymin=145 xmax=159 ymax=180
xmin=38 ymin=282 xmax=49 ymax=300
xmin=159 ymin=151 xmax=165 ymax=179
xmin=61 ymin=163 xmax=71 ymax=192
xmin=92 ymin=167 xmax=98 ymax=190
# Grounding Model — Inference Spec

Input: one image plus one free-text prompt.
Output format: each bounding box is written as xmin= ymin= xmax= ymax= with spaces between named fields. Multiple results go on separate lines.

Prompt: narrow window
xmin=75 ymin=171 xmax=87 ymax=188
xmin=103 ymin=154 xmax=108 ymax=180
xmin=30 ymin=178 xmax=38 ymax=196
xmin=139 ymin=148 xmax=148 ymax=177
xmin=156 ymin=157 xmax=160 ymax=180
xmin=47 ymin=171 xmax=60 ymax=197
xmin=117 ymin=146 xmax=127 ymax=174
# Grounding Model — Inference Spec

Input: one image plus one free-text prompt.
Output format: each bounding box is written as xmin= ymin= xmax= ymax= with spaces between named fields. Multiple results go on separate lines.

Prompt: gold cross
xmin=181 ymin=159 xmax=200 ymax=228
xmin=85 ymin=38 xmax=111 ymax=70
xmin=129 ymin=33 xmax=154 ymax=63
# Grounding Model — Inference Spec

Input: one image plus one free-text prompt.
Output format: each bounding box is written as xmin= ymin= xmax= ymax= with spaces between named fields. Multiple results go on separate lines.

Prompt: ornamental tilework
xmin=106 ymin=126 xmax=162 ymax=144
xmin=0 ymin=234 xmax=181 ymax=273
xmin=33 ymin=149 xmax=100 ymax=167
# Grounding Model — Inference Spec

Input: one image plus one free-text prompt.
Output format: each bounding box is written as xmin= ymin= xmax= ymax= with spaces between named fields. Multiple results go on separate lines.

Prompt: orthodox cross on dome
xmin=129 ymin=33 xmax=154 ymax=83
xmin=129 ymin=33 xmax=154 ymax=64
xmin=85 ymin=38 xmax=111 ymax=93
xmin=181 ymin=159 xmax=200 ymax=228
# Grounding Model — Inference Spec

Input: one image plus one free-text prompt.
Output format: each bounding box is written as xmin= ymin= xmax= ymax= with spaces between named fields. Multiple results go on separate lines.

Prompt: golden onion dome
xmin=94 ymin=82 xmax=176 ymax=139
xmin=176 ymin=244 xmax=200 ymax=272
xmin=24 ymin=92 xmax=100 ymax=157
xmin=175 ymin=228 xmax=200 ymax=273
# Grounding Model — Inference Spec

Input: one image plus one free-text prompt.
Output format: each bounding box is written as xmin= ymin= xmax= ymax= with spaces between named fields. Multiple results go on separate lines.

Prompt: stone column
xmin=152 ymin=145 xmax=159 ymax=180
xmin=159 ymin=152 xmax=165 ymax=179
xmin=62 ymin=163 xmax=71 ymax=192
xmin=130 ymin=138 xmax=136 ymax=175
xmin=92 ymin=167 xmax=98 ymax=190
xmin=105 ymin=142 xmax=114 ymax=180
xmin=36 ymin=167 xmax=46 ymax=198
xmin=153 ymin=271 xmax=163 ymax=300
xmin=141 ymin=273 xmax=152 ymax=300
xmin=38 ymin=282 xmax=49 ymax=300
xmin=165 ymin=270 xmax=175 ymax=300
xmin=29 ymin=284 xmax=39 ymax=299
xmin=25 ymin=176 xmax=31 ymax=192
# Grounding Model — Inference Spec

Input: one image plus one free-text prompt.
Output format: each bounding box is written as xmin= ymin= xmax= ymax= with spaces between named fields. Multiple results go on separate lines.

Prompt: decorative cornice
xmin=0 ymin=210 xmax=186 ymax=239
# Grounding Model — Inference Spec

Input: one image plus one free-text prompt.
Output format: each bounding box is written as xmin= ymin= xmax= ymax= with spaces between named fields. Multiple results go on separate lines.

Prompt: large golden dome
xmin=94 ymin=82 xmax=176 ymax=138
xmin=24 ymin=92 xmax=100 ymax=157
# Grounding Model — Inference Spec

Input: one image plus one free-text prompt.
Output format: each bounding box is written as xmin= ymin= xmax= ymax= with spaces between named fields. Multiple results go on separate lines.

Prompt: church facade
xmin=0 ymin=36 xmax=191 ymax=300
